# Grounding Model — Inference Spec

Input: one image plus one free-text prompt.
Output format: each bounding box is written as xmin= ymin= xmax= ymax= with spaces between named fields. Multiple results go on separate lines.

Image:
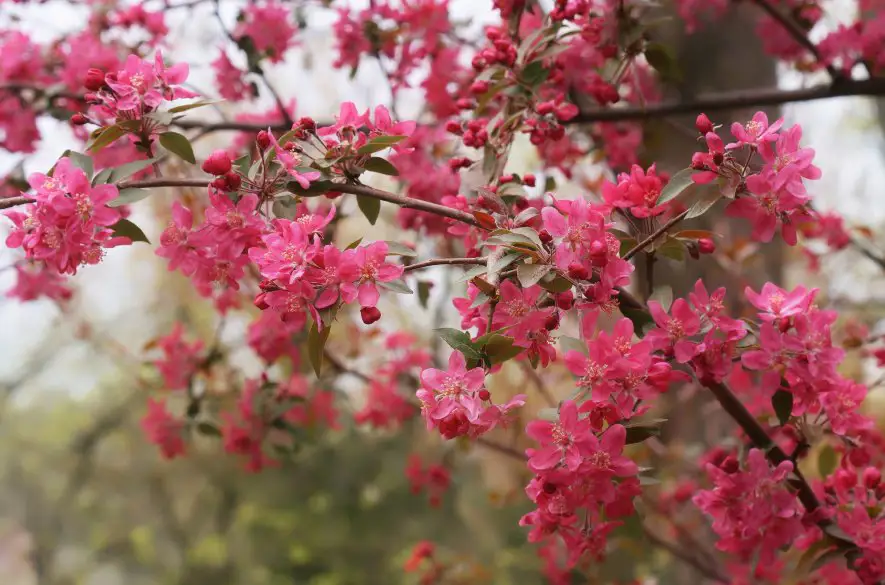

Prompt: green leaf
xmin=658 ymin=238 xmax=685 ymax=262
xmin=624 ymin=418 xmax=667 ymax=444
xmin=509 ymin=227 xmax=544 ymax=250
xmin=109 ymin=218 xmax=150 ymax=244
xmin=356 ymin=135 xmax=408 ymax=155
xmin=559 ymin=336 xmax=587 ymax=356
xmin=435 ymin=328 xmax=483 ymax=361
xmin=196 ymin=421 xmax=221 ymax=437
xmin=384 ymin=241 xmax=417 ymax=257
xmin=686 ymin=183 xmax=722 ymax=219
xmin=288 ymin=180 xmax=334 ymax=197
xmin=521 ymin=60 xmax=550 ymax=86
xmin=618 ymin=301 xmax=655 ymax=334
xmin=357 ymin=195 xmax=381 ymax=224
xmin=87 ymin=124 xmax=128 ymax=153
xmin=818 ymin=444 xmax=838 ymax=477
xmin=158 ymin=131 xmax=196 ymax=164
xmin=539 ymin=275 xmax=572 ymax=293
xmin=644 ymin=42 xmax=682 ymax=82
xmin=771 ymin=389 xmax=793 ymax=426
xmin=657 ymin=167 xmax=694 ymax=205
xmin=517 ymin=263 xmax=551 ymax=287
xmin=457 ymin=265 xmax=488 ymax=283
xmin=61 ymin=150 xmax=94 ymax=178
xmin=377 ymin=278 xmax=413 ymax=295
xmin=109 ymin=158 xmax=159 ymax=183
xmin=167 ymin=99 xmax=223 ymax=113
xmin=648 ymin=285 xmax=673 ymax=311
xmin=345 ymin=237 xmax=363 ymax=250
xmin=364 ymin=157 xmax=399 ymax=176
xmin=490 ymin=251 xmax=521 ymax=273
xmin=92 ymin=168 xmax=113 ymax=186
xmin=108 ymin=188 xmax=151 ymax=207
xmin=483 ymin=334 xmax=524 ymax=365
xmin=307 ymin=320 xmax=331 ymax=377
xmin=233 ymin=154 xmax=251 ymax=176
xmin=417 ymin=281 xmax=431 ymax=308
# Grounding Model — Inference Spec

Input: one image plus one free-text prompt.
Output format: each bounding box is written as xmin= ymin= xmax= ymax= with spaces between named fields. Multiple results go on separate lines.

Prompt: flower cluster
xmin=417 ymin=352 xmax=525 ymax=440
xmin=5 ymin=158 xmax=126 ymax=275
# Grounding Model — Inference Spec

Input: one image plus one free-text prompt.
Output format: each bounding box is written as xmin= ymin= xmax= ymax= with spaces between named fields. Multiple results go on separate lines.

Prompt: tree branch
xmin=569 ymin=78 xmax=885 ymax=124
xmin=623 ymin=209 xmax=690 ymax=261
xmin=333 ymin=182 xmax=481 ymax=228
xmin=404 ymin=257 xmax=488 ymax=272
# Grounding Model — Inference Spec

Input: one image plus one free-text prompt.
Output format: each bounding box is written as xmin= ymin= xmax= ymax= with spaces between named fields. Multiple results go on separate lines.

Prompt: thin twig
xmin=623 ymin=210 xmax=690 ymax=261
xmin=404 ymin=257 xmax=488 ymax=272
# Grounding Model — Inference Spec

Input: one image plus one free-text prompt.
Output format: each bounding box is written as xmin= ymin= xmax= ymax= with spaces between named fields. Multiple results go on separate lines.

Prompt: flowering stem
xmin=702 ymin=380 xmax=825 ymax=515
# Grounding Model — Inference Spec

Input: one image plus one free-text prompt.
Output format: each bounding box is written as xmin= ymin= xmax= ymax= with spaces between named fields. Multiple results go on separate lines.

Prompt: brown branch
xmin=117 ymin=178 xmax=210 ymax=189
xmin=569 ymin=78 xmax=885 ymax=124
xmin=404 ymin=257 xmax=488 ymax=272
xmin=749 ymin=0 xmax=841 ymax=80
xmin=0 ymin=196 xmax=34 ymax=210
xmin=333 ymin=182 xmax=482 ymax=228
xmin=642 ymin=525 xmax=729 ymax=583
xmin=623 ymin=209 xmax=690 ymax=261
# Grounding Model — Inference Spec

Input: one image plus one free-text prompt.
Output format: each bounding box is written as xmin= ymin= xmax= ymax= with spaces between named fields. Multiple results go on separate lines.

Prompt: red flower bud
xmin=698 ymin=238 xmax=716 ymax=254
xmin=538 ymin=230 xmax=553 ymax=244
xmin=523 ymin=173 xmax=536 ymax=187
xmin=567 ymin=263 xmax=589 ymax=280
xmin=445 ymin=120 xmax=463 ymax=135
xmin=695 ymin=113 xmax=714 ymax=135
xmin=253 ymin=292 xmax=269 ymax=310
xmin=223 ymin=171 xmax=241 ymax=191
xmin=297 ymin=116 xmax=316 ymax=130
xmin=84 ymin=68 xmax=106 ymax=92
xmin=720 ymin=456 xmax=739 ymax=474
xmin=544 ymin=312 xmax=560 ymax=331
xmin=864 ymin=467 xmax=881 ymax=490
xmin=470 ymin=80 xmax=490 ymax=94
xmin=201 ymin=150 xmax=233 ymax=176
xmin=361 ymin=306 xmax=382 ymax=325
xmin=256 ymin=130 xmax=272 ymax=150
xmin=478 ymin=389 xmax=491 ymax=401
xmin=555 ymin=290 xmax=574 ymax=310
xmin=70 ymin=113 xmax=88 ymax=126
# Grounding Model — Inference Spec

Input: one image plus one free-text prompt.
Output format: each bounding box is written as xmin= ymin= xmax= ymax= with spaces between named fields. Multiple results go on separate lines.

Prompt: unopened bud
xmin=361 ymin=306 xmax=382 ymax=324
xmin=698 ymin=237 xmax=716 ymax=255
xmin=567 ymin=263 xmax=589 ymax=280
xmin=84 ymin=68 xmax=106 ymax=92
xmin=201 ymin=150 xmax=233 ymax=176
xmin=71 ymin=113 xmax=88 ymax=125
xmin=256 ymin=130 xmax=271 ymax=150
xmin=695 ymin=113 xmax=714 ymax=135
xmin=478 ymin=389 xmax=491 ymax=401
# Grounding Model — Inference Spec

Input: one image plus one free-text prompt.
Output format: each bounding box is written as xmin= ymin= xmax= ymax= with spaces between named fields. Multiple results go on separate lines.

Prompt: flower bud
xmin=695 ymin=113 xmax=714 ymax=135
xmin=202 ymin=150 xmax=233 ymax=176
xmin=538 ymin=230 xmax=553 ymax=244
xmin=297 ymin=116 xmax=316 ymax=130
xmin=555 ymin=290 xmax=574 ymax=310
xmin=523 ymin=174 xmax=536 ymax=187
xmin=720 ymin=456 xmax=739 ymax=474
xmin=253 ymin=292 xmax=269 ymax=310
xmin=361 ymin=306 xmax=382 ymax=324
xmin=478 ymin=389 xmax=491 ymax=401
xmin=223 ymin=171 xmax=241 ymax=191
xmin=864 ymin=467 xmax=881 ymax=490
xmin=470 ymin=80 xmax=490 ymax=95
xmin=588 ymin=240 xmax=608 ymax=267
xmin=256 ymin=130 xmax=272 ymax=150
xmin=544 ymin=312 xmax=560 ymax=331
xmin=70 ymin=113 xmax=88 ymax=126
xmin=567 ymin=263 xmax=589 ymax=280
xmin=698 ymin=237 xmax=716 ymax=255
xmin=84 ymin=68 xmax=106 ymax=92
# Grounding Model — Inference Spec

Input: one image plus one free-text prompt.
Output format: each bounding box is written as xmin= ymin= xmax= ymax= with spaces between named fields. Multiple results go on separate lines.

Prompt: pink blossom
xmin=141 ymin=398 xmax=186 ymax=459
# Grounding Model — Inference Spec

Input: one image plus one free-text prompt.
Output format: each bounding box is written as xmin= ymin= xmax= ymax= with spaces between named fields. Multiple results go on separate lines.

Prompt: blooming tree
xmin=5 ymin=0 xmax=885 ymax=583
